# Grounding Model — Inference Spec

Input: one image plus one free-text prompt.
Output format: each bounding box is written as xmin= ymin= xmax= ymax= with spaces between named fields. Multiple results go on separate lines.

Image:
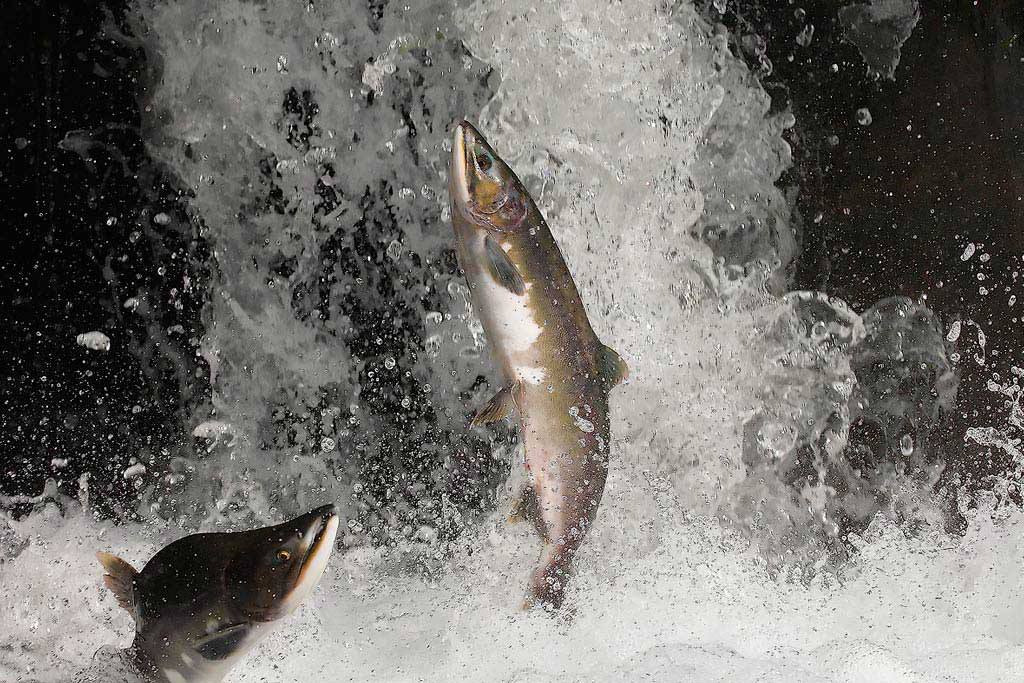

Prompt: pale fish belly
xmin=474 ymin=275 xmax=548 ymax=386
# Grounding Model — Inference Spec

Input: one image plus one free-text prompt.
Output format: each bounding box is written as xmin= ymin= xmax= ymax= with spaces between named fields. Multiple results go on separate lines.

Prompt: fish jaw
xmin=449 ymin=120 xmax=472 ymax=211
xmin=279 ymin=507 xmax=340 ymax=614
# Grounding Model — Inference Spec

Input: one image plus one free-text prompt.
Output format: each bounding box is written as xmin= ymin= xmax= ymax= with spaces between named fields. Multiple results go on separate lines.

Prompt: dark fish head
xmin=98 ymin=504 xmax=339 ymax=679
xmin=224 ymin=503 xmax=340 ymax=622
xmin=450 ymin=120 xmax=530 ymax=233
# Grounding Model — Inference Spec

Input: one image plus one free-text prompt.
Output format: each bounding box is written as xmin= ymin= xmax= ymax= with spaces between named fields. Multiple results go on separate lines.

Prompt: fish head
xmin=449 ymin=120 xmax=530 ymax=233
xmin=224 ymin=503 xmax=340 ymax=622
xmin=100 ymin=505 xmax=339 ymax=676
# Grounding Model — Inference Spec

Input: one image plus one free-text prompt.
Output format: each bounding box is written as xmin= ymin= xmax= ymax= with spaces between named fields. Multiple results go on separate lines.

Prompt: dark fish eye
xmin=476 ymin=153 xmax=492 ymax=172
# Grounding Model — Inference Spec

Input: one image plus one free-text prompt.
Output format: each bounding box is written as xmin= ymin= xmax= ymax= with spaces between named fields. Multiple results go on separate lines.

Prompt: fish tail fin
xmin=523 ymin=543 xmax=573 ymax=611
xmin=96 ymin=551 xmax=138 ymax=614
xmin=596 ymin=343 xmax=629 ymax=388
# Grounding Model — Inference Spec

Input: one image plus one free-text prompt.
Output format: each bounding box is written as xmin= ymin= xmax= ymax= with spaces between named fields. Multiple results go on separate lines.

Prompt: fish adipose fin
xmin=96 ymin=551 xmax=138 ymax=613
xmin=471 ymin=380 xmax=521 ymax=426
xmin=194 ymin=623 xmax=252 ymax=661
xmin=597 ymin=344 xmax=629 ymax=387
xmin=484 ymin=236 xmax=526 ymax=295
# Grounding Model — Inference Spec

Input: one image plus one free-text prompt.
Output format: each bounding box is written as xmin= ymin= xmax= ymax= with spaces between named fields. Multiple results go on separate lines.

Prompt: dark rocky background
xmin=702 ymin=0 xmax=1023 ymax=496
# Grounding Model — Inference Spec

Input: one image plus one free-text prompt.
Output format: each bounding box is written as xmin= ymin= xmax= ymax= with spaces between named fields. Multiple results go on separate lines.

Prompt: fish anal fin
xmin=596 ymin=343 xmax=629 ymax=387
xmin=508 ymin=483 xmax=542 ymax=532
xmin=471 ymin=381 xmax=521 ymax=427
xmin=484 ymin=236 xmax=526 ymax=295
xmin=96 ymin=551 xmax=138 ymax=613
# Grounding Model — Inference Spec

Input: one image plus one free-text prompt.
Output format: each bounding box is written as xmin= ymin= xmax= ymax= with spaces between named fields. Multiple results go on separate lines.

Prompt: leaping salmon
xmin=448 ymin=120 xmax=628 ymax=609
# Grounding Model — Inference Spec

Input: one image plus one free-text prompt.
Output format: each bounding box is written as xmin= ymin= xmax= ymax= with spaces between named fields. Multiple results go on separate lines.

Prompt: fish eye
xmin=476 ymin=153 xmax=492 ymax=172
xmin=275 ymin=549 xmax=291 ymax=562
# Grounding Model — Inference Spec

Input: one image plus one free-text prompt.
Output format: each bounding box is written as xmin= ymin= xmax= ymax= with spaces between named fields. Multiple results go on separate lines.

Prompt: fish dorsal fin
xmin=194 ymin=623 xmax=252 ymax=661
xmin=597 ymin=344 xmax=629 ymax=387
xmin=470 ymin=380 xmax=522 ymax=426
xmin=96 ymin=551 xmax=138 ymax=614
xmin=484 ymin=236 xmax=526 ymax=295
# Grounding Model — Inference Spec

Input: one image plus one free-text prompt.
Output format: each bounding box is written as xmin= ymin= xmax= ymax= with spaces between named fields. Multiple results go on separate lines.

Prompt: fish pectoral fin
xmin=194 ymin=623 xmax=252 ymax=661
xmin=484 ymin=235 xmax=526 ymax=295
xmin=96 ymin=551 xmax=138 ymax=613
xmin=597 ymin=343 xmax=629 ymax=387
xmin=470 ymin=381 xmax=521 ymax=426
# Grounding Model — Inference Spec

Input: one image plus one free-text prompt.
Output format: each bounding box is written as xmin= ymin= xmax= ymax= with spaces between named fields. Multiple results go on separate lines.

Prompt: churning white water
xmin=1 ymin=0 xmax=1022 ymax=681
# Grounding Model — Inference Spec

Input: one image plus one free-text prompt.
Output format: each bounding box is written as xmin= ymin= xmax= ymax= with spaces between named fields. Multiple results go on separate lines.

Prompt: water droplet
xmin=900 ymin=434 xmax=914 ymax=456
xmin=960 ymin=243 xmax=976 ymax=261
xmin=424 ymin=335 xmax=441 ymax=356
xmin=321 ymin=437 xmax=336 ymax=452
xmin=796 ymin=24 xmax=815 ymax=47
xmin=384 ymin=356 xmax=396 ymax=370
xmin=386 ymin=239 xmax=403 ymax=261
xmin=76 ymin=331 xmax=111 ymax=352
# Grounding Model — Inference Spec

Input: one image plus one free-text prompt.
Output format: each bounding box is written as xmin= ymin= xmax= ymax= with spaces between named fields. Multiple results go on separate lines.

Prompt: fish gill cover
xmin=1 ymin=0 xmax=1023 ymax=681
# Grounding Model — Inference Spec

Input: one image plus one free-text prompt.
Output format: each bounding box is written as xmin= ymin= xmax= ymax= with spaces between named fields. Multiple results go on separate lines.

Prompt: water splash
xmin=839 ymin=0 xmax=921 ymax=81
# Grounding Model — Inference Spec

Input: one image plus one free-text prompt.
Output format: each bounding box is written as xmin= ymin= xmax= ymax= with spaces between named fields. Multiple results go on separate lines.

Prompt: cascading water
xmin=2 ymin=1 xmax=1022 ymax=681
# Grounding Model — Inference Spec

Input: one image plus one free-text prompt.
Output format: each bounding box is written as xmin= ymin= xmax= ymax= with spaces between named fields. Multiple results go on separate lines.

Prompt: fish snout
xmin=311 ymin=503 xmax=339 ymax=522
